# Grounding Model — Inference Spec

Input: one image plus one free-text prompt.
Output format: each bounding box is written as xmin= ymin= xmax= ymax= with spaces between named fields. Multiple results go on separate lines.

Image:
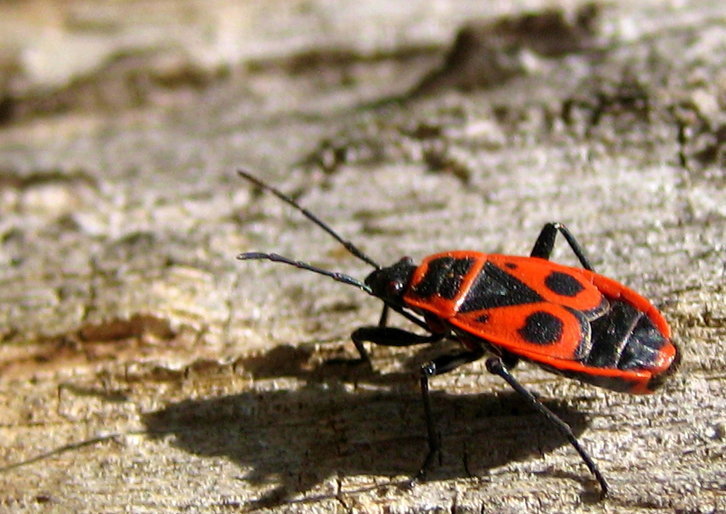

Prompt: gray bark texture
xmin=0 ymin=1 xmax=723 ymax=512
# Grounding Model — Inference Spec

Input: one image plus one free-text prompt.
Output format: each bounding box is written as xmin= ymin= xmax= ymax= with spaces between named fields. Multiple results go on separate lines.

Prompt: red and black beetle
xmin=237 ymin=169 xmax=680 ymax=497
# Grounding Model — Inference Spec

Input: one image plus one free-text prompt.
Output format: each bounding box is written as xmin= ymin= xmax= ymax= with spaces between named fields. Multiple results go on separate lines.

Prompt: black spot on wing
xmin=412 ymin=256 xmax=473 ymax=300
xmin=459 ymin=261 xmax=541 ymax=312
xmin=412 ymin=257 xmax=452 ymax=298
xmin=545 ymin=271 xmax=585 ymax=297
xmin=518 ymin=311 xmax=564 ymax=345
xmin=441 ymin=257 xmax=474 ymax=299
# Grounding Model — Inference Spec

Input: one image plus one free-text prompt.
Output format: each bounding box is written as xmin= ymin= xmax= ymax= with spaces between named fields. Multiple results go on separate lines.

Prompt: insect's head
xmin=364 ymin=257 xmax=417 ymax=306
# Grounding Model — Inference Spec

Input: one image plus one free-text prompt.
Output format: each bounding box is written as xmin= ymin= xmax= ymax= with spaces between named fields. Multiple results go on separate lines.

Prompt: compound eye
xmin=387 ymin=280 xmax=404 ymax=297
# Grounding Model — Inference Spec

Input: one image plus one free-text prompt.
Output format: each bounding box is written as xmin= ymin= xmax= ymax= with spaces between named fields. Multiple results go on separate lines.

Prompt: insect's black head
xmin=364 ymin=257 xmax=417 ymax=306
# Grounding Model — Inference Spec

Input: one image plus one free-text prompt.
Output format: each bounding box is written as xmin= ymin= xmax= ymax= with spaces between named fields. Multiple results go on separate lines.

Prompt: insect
xmin=237 ymin=169 xmax=680 ymax=497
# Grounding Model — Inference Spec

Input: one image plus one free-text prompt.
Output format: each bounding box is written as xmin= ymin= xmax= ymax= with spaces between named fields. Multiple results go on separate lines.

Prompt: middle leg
xmin=415 ymin=348 xmax=486 ymax=482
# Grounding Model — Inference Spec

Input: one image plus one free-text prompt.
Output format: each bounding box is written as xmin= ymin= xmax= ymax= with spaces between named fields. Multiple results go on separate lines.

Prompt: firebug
xmin=237 ymin=169 xmax=680 ymax=498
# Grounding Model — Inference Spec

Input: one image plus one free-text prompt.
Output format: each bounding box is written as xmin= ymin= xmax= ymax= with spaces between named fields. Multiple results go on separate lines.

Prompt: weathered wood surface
xmin=0 ymin=1 xmax=723 ymax=512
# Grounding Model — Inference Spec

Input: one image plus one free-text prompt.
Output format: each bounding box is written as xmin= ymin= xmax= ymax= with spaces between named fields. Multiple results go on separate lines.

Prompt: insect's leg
xmin=377 ymin=305 xmax=390 ymax=327
xmin=415 ymin=349 xmax=485 ymax=482
xmin=485 ymin=357 xmax=610 ymax=498
xmin=349 ymin=326 xmax=444 ymax=364
xmin=530 ymin=222 xmax=594 ymax=271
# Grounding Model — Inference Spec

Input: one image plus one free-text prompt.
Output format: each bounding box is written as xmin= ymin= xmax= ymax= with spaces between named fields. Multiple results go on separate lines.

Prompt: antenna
xmin=237 ymin=169 xmax=381 ymax=269
xmin=238 ymin=252 xmax=373 ymax=294
xmin=236 ymin=170 xmax=430 ymax=331
xmin=237 ymin=252 xmax=429 ymax=331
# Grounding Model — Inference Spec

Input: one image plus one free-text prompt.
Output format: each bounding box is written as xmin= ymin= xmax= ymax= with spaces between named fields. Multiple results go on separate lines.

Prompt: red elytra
xmin=403 ymin=252 xmax=678 ymax=395
xmin=237 ymin=169 xmax=681 ymax=498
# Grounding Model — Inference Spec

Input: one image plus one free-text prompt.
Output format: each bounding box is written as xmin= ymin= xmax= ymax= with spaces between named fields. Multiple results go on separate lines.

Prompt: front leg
xmin=350 ymin=326 xmax=445 ymax=365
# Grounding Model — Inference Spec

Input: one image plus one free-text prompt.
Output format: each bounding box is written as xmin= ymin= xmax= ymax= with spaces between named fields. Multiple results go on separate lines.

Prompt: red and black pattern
xmin=404 ymin=252 xmax=677 ymax=394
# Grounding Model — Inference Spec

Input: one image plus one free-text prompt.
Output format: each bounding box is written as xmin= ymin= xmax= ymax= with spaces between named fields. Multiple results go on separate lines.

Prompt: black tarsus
xmin=530 ymin=222 xmax=595 ymax=271
xmin=237 ymin=168 xmax=381 ymax=269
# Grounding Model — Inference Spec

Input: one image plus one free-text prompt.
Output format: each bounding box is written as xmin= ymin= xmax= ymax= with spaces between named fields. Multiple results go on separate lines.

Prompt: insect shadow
xmin=142 ymin=344 xmax=593 ymax=509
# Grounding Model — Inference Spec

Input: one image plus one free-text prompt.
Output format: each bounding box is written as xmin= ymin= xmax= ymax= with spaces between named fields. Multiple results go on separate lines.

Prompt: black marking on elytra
xmin=441 ymin=257 xmax=474 ymax=299
xmin=545 ymin=271 xmax=585 ymax=297
xmin=412 ymin=257 xmax=473 ymax=300
xmin=475 ymin=313 xmax=490 ymax=323
xmin=412 ymin=257 xmax=452 ymax=298
xmin=504 ymin=262 xmax=518 ymax=269
xmin=519 ymin=311 xmax=563 ymax=345
xmin=459 ymin=262 xmax=542 ymax=313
